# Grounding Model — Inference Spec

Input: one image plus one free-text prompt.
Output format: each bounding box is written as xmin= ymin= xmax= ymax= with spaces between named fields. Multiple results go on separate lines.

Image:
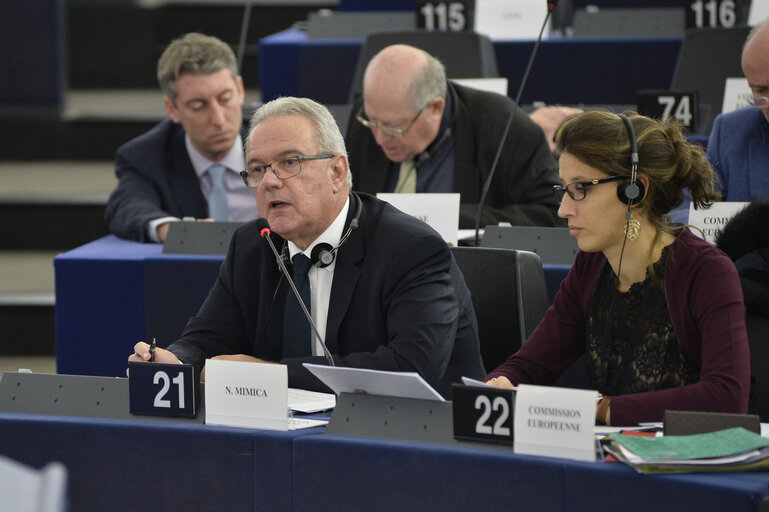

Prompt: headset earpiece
xmin=616 ymin=113 xmax=641 ymax=207
xmin=311 ymin=243 xmax=335 ymax=268
xmin=616 ymin=179 xmax=646 ymax=204
xmin=307 ymin=192 xmax=364 ymax=269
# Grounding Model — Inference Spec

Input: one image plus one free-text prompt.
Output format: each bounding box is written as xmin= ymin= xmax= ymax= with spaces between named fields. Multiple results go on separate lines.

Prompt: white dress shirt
xmin=287 ymin=197 xmax=351 ymax=357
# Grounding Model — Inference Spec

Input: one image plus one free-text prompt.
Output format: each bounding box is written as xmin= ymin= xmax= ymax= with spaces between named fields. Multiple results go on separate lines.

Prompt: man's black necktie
xmin=283 ymin=253 xmax=312 ymax=358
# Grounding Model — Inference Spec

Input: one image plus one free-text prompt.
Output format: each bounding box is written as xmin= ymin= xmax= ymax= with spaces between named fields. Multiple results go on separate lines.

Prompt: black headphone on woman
xmin=615 ymin=113 xmax=646 ymax=206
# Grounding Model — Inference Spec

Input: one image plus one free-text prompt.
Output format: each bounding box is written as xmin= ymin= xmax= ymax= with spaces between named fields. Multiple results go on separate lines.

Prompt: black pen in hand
xmin=149 ymin=338 xmax=156 ymax=362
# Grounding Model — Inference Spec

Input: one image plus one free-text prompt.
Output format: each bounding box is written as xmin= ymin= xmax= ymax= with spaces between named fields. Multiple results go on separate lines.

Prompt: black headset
xmin=615 ymin=113 xmax=645 ymax=206
xmin=309 ymin=192 xmax=363 ymax=268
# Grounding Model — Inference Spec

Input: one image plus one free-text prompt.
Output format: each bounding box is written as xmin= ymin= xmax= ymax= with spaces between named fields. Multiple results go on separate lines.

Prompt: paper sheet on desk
xmin=288 ymin=388 xmax=336 ymax=413
xmin=303 ymin=364 xmax=445 ymax=401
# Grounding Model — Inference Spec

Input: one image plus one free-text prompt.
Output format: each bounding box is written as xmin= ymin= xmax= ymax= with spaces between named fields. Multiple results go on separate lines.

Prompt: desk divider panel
xmin=0 ymin=372 xmax=205 ymax=423
xmin=326 ymin=392 xmax=511 ymax=452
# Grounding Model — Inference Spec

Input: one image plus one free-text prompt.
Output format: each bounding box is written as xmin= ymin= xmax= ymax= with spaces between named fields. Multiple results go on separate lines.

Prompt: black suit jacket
xmin=347 ymin=81 xmax=563 ymax=229
xmin=167 ymin=192 xmax=485 ymax=397
xmin=105 ymin=119 xmax=250 ymax=242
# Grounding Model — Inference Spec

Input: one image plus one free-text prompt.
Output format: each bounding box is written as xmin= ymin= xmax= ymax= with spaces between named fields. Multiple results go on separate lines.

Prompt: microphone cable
xmin=260 ymin=223 xmax=336 ymax=367
xmin=474 ymin=2 xmax=556 ymax=246
xmin=236 ymin=2 xmax=253 ymax=73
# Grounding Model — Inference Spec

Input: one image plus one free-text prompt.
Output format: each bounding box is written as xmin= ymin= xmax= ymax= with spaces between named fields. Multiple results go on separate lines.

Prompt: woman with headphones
xmin=485 ymin=111 xmax=751 ymax=426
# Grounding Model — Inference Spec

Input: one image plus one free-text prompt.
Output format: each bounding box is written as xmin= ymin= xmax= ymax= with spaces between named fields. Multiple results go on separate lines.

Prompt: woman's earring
xmin=624 ymin=213 xmax=641 ymax=241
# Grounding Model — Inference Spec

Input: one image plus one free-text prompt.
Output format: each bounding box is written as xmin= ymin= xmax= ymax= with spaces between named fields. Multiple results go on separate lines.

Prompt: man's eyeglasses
xmin=240 ymin=154 xmax=333 ymax=188
xmin=355 ymin=105 xmax=427 ymax=136
xmin=747 ymin=95 xmax=769 ymax=108
xmin=553 ymin=176 xmax=625 ymax=202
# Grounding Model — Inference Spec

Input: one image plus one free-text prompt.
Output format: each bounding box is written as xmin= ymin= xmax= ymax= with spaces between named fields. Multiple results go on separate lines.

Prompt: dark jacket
xmin=716 ymin=199 xmax=769 ymax=318
xmin=168 ymin=192 xmax=486 ymax=397
xmin=346 ymin=81 xmax=562 ymax=229
xmin=105 ymin=119 xmax=250 ymax=242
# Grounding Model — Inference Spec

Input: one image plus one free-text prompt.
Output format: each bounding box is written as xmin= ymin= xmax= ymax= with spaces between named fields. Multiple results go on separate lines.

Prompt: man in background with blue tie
xmin=105 ymin=33 xmax=259 ymax=242
xmin=129 ymin=96 xmax=485 ymax=397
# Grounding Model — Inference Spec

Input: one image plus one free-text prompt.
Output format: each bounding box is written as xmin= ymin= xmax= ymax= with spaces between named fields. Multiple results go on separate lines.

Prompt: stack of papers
xmin=604 ymin=427 xmax=769 ymax=474
xmin=288 ymin=388 xmax=336 ymax=414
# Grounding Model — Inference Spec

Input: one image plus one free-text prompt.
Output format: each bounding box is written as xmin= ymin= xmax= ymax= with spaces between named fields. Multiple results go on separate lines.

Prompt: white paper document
xmin=288 ymin=388 xmax=336 ymax=413
xmin=475 ymin=0 xmax=549 ymax=41
xmin=461 ymin=376 xmax=495 ymax=388
xmin=722 ymin=77 xmax=753 ymax=114
xmin=377 ymin=193 xmax=460 ymax=246
xmin=451 ymin=78 xmax=508 ymax=96
xmin=303 ymin=364 xmax=445 ymax=401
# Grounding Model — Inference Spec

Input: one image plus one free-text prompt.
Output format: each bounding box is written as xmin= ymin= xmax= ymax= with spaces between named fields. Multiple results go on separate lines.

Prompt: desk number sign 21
xmin=129 ymin=362 xmax=198 ymax=417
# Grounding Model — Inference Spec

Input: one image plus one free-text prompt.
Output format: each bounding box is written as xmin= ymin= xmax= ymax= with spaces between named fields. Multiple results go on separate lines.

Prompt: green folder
xmin=610 ymin=427 xmax=769 ymax=461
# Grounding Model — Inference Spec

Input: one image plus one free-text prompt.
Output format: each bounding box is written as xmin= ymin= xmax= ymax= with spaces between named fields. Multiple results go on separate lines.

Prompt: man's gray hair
xmin=248 ymin=97 xmax=353 ymax=187
xmin=408 ymin=52 xmax=447 ymax=111
xmin=157 ymin=33 xmax=239 ymax=100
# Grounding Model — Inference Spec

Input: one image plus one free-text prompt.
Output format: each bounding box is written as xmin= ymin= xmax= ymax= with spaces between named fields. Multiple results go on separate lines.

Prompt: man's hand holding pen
xmin=127 ymin=340 xmax=182 ymax=375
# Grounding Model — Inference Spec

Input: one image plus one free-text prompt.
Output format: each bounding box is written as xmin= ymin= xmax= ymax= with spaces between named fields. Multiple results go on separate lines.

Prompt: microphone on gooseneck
xmin=473 ymin=0 xmax=557 ymax=246
xmin=257 ymin=220 xmax=336 ymax=367
xmin=236 ymin=3 xmax=253 ymax=74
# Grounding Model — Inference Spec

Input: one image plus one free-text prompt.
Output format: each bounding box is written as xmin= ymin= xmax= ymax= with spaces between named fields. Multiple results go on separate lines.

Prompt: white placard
xmin=722 ymin=78 xmax=753 ymax=114
xmin=451 ymin=77 xmax=509 ymax=96
xmin=377 ymin=193 xmax=460 ymax=246
xmin=513 ymin=384 xmax=598 ymax=462
xmin=688 ymin=201 xmax=749 ymax=244
xmin=474 ymin=0 xmax=549 ymax=41
xmin=204 ymin=360 xmax=290 ymax=430
xmin=749 ymin=0 xmax=769 ymax=26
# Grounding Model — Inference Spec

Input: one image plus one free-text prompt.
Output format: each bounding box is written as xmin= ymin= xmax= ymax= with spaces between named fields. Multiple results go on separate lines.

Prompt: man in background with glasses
xmin=105 ymin=33 xmax=259 ymax=243
xmin=346 ymin=44 xmax=563 ymax=229
xmin=130 ymin=96 xmax=485 ymax=397
xmin=702 ymin=19 xmax=769 ymax=205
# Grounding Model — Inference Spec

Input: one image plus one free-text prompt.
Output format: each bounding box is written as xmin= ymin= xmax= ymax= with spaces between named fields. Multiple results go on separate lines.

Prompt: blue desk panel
xmin=54 ymin=236 xmax=223 ymax=378
xmin=259 ymin=29 xmax=682 ymax=106
xmin=55 ymin=236 xmax=567 ymax=377
xmin=55 ymin=237 xmax=159 ymax=377
xmin=0 ymin=412 xmax=316 ymax=512
xmin=294 ymin=434 xmax=769 ymax=512
xmin=3 ymin=410 xmax=768 ymax=512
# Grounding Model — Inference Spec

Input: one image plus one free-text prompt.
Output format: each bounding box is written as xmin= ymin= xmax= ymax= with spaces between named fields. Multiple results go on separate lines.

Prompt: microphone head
xmin=256 ymin=218 xmax=271 ymax=237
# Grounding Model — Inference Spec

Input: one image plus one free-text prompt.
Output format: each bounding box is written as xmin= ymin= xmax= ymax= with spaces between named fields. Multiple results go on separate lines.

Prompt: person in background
xmin=129 ymin=96 xmax=485 ymax=397
xmin=530 ymin=104 xmax=584 ymax=153
xmin=708 ymin=20 xmax=769 ymax=203
xmin=485 ymin=111 xmax=751 ymax=426
xmin=346 ymin=44 xmax=564 ymax=229
xmin=671 ymin=19 xmax=769 ymax=222
xmin=105 ymin=32 xmax=258 ymax=242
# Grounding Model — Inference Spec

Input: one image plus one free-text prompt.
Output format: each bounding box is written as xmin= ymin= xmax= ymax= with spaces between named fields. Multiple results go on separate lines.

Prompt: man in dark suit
xmin=346 ymin=44 xmax=564 ymax=229
xmin=129 ymin=96 xmax=485 ymax=397
xmin=105 ymin=33 xmax=259 ymax=242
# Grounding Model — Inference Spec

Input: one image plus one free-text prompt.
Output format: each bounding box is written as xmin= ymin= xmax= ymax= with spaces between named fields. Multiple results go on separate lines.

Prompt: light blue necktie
xmin=207 ymin=164 xmax=229 ymax=221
